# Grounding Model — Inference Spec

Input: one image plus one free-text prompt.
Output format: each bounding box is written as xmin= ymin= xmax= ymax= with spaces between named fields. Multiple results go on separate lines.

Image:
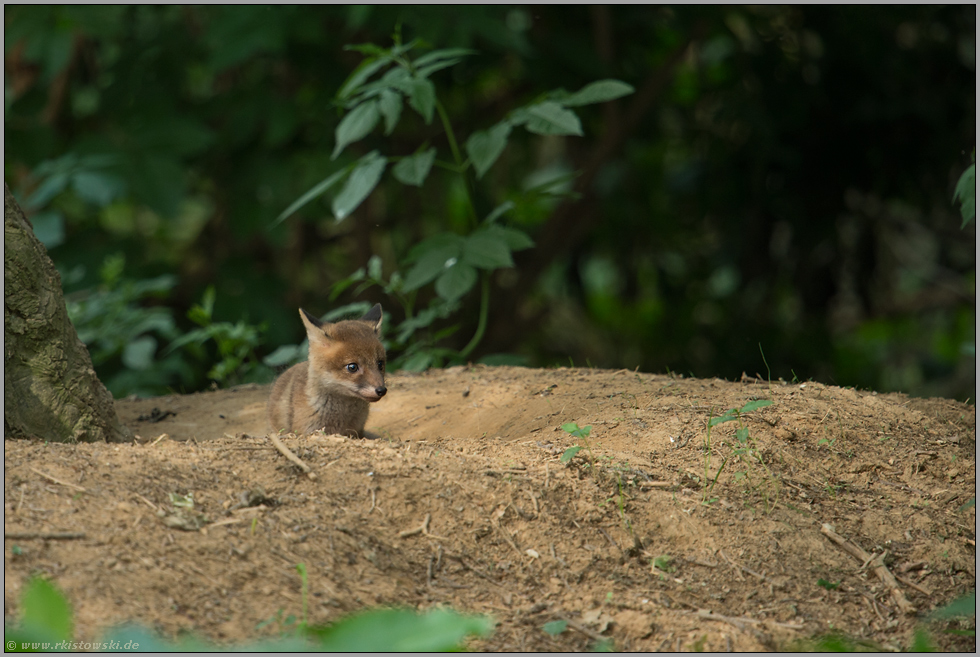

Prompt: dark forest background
xmin=5 ymin=5 xmax=976 ymax=401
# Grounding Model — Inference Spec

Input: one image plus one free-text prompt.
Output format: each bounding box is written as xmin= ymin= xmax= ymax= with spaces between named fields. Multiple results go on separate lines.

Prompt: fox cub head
xmin=299 ymin=304 xmax=387 ymax=402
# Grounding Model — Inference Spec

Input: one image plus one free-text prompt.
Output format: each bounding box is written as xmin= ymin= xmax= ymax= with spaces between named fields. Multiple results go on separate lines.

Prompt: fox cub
xmin=267 ymin=304 xmax=387 ymax=437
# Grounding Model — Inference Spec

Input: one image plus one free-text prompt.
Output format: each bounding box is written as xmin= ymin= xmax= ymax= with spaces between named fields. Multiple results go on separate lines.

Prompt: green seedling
xmin=701 ymin=400 xmax=778 ymax=511
xmin=817 ymin=579 xmax=840 ymax=591
xmin=542 ymin=620 xmax=568 ymax=637
xmin=652 ymin=555 xmax=675 ymax=574
xmin=560 ymin=422 xmax=595 ymax=471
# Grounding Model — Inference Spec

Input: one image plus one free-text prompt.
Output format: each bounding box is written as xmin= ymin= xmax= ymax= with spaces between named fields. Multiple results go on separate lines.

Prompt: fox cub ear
xmin=360 ymin=303 xmax=383 ymax=334
xmin=299 ymin=308 xmax=332 ymax=344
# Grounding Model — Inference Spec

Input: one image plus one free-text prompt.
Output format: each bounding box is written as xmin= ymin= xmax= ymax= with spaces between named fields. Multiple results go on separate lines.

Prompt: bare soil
xmin=4 ymin=366 xmax=976 ymax=651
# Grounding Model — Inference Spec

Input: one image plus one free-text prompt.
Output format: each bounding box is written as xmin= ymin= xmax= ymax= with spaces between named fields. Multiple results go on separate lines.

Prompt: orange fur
xmin=267 ymin=304 xmax=386 ymax=437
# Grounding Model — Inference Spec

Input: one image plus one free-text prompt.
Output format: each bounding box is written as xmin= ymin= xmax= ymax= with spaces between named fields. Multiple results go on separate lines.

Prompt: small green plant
xmin=817 ymin=578 xmax=840 ymax=591
xmin=273 ymin=30 xmax=633 ymax=370
xmin=652 ymin=555 xmax=675 ymax=573
xmin=701 ymin=400 xmax=777 ymax=510
xmin=5 ymin=575 xmax=493 ymax=652
xmin=559 ymin=422 xmax=595 ymax=470
xmin=167 ymin=285 xmax=272 ymax=387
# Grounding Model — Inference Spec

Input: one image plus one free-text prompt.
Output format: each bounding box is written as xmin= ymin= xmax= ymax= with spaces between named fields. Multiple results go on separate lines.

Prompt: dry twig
xmin=268 ymin=433 xmax=317 ymax=480
xmin=29 ymin=468 xmax=86 ymax=492
xmin=5 ymin=531 xmax=86 ymax=540
xmin=820 ymin=523 xmax=915 ymax=614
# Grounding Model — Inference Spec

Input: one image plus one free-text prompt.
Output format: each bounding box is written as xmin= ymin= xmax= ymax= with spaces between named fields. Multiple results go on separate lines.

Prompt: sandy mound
xmin=4 ymin=366 xmax=975 ymax=651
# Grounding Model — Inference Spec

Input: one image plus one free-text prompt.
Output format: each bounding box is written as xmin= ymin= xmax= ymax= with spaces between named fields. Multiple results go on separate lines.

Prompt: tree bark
xmin=4 ymin=183 xmax=132 ymax=443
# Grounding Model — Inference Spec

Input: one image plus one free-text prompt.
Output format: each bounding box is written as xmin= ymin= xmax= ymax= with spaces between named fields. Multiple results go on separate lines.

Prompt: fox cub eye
xmin=378 ymin=360 xmax=385 ymax=371
xmin=346 ymin=363 xmax=358 ymax=373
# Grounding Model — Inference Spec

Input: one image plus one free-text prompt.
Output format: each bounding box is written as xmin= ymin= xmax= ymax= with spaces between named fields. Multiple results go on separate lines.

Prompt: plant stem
xmin=459 ymin=272 xmax=490 ymax=358
xmin=436 ymin=100 xmax=464 ymax=167
xmin=435 ymin=99 xmax=479 ymax=226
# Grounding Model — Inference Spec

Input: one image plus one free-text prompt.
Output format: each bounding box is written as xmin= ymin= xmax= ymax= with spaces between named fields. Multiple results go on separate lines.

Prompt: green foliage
xmin=65 ymin=254 xmax=191 ymax=398
xmin=5 ymin=6 xmax=974 ymax=399
xmin=817 ymin=579 xmax=840 ymax=591
xmin=8 ymin=577 xmax=73 ymax=645
xmin=308 ymin=607 xmax=492 ymax=651
xmin=167 ymin=286 xmax=272 ymax=387
xmin=953 ymin=152 xmax=975 ymax=228
xmin=4 ymin=575 xmax=492 ymax=652
xmin=272 ymin=32 xmax=631 ymax=369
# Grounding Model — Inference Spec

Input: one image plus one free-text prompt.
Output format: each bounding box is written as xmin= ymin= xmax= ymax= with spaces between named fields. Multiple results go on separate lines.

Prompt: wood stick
xmin=5 ymin=531 xmax=86 ymax=540
xmin=820 ymin=523 xmax=915 ymax=614
xmin=895 ymin=574 xmax=933 ymax=596
xmin=564 ymin=619 xmax=607 ymax=641
xmin=399 ymin=514 xmax=431 ymax=538
xmin=696 ymin=609 xmax=804 ymax=630
xmin=268 ymin=433 xmax=317 ymax=480
xmin=30 ymin=468 xmax=86 ymax=492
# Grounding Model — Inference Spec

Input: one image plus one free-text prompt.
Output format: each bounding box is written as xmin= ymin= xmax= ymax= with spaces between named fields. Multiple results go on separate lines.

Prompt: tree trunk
xmin=4 ymin=183 xmax=132 ymax=443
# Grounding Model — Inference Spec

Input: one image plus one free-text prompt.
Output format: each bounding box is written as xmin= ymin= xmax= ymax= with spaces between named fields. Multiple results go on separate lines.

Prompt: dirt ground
xmin=4 ymin=365 xmax=976 ymax=651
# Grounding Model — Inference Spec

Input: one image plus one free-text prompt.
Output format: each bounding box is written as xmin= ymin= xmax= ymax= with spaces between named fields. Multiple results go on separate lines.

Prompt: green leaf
xmin=30 ymin=211 xmax=66 ymax=248
xmin=559 ymin=79 xmax=635 ymax=107
xmin=953 ymin=162 xmax=976 ymax=228
xmin=367 ymin=254 xmax=384 ymax=280
xmin=817 ymin=579 xmax=840 ymax=590
xmin=72 ymin=170 xmax=124 ymax=206
xmin=560 ymin=446 xmax=583 ymax=463
xmin=122 ymin=335 xmax=157 ymax=371
xmin=275 ymin=167 xmax=350 ymax=226
xmin=735 ymin=426 xmax=749 ymax=443
xmin=413 ymin=47 xmax=477 ymax=67
xmin=392 ymin=148 xmax=436 ymax=187
xmin=332 ymin=151 xmax=386 ymax=220
xmin=435 ymin=262 xmax=478 ymax=301
xmin=462 ymin=230 xmax=514 ymax=270
xmin=561 ymin=422 xmax=591 ymax=438
xmin=708 ymin=411 xmax=737 ymax=427
xmin=20 ymin=577 xmax=73 ymax=642
xmin=402 ymin=235 xmax=465 ymax=292
xmin=739 ymin=399 xmax=773 ymax=414
xmin=406 ymin=77 xmax=436 ymax=124
xmin=484 ymin=224 xmax=534 ymax=250
xmin=484 ymin=201 xmax=515 ymax=223
xmin=323 ymin=301 xmax=373 ymax=322
xmin=378 ymin=89 xmax=403 ymax=135
xmin=929 ymin=591 xmax=976 ymax=620
xmin=310 ymin=607 xmax=493 ymax=651
xmin=25 ymin=171 xmax=70 ymax=209
xmin=524 ymin=102 xmax=583 ymax=136
xmin=465 ymin=122 xmax=512 ymax=178
xmin=542 ymin=620 xmax=568 ymax=636
xmin=415 ymin=58 xmax=465 ymax=79
xmin=332 ymin=100 xmax=381 ymax=159
xmin=263 ymin=343 xmax=307 ymax=368
xmin=399 ymin=350 xmax=434 ymax=372
xmin=337 ymin=55 xmax=391 ymax=100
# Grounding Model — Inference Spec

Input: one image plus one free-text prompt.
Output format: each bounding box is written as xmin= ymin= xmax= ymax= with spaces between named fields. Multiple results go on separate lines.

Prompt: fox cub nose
xmin=375 ymin=386 xmax=387 ymax=397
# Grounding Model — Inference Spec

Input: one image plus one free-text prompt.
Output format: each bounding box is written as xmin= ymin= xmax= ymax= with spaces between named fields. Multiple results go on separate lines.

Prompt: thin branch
xmin=268 ymin=433 xmax=317 ymax=480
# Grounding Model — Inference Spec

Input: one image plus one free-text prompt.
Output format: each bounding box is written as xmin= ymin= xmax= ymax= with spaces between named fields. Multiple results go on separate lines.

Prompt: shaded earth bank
xmin=4 ymin=366 xmax=976 ymax=651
